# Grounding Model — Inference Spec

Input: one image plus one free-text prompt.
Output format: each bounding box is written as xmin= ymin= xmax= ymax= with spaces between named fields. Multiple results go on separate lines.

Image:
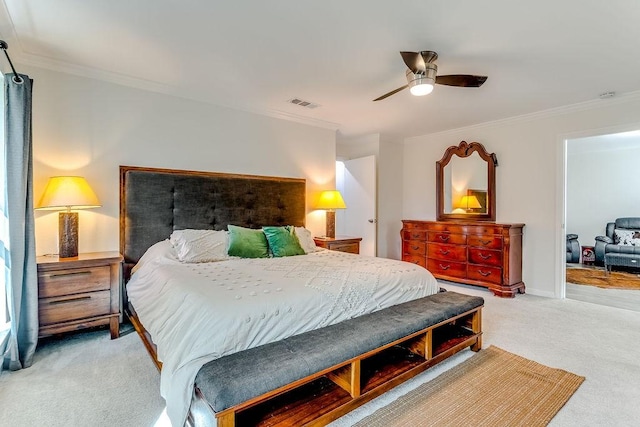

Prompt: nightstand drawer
xmin=329 ymin=242 xmax=359 ymax=253
xmin=38 ymin=266 xmax=111 ymax=298
xmin=39 ymin=290 xmax=112 ymax=325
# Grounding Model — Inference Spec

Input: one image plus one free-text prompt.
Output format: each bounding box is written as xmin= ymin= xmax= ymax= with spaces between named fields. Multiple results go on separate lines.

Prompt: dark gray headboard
xmin=120 ymin=166 xmax=306 ymax=274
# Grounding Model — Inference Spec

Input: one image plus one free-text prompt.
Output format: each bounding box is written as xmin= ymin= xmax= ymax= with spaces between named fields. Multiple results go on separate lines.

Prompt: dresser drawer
xmin=468 ymin=248 xmax=503 ymax=267
xmin=403 ymin=230 xmax=426 ymax=241
xmin=38 ymin=266 xmax=111 ymax=298
xmin=428 ymin=243 xmax=467 ymax=262
xmin=403 ymin=255 xmax=426 ymax=268
xmin=467 ymin=235 xmax=503 ymax=250
xmin=428 ymin=232 xmax=466 ymax=245
xmin=467 ymin=264 xmax=503 ymax=285
xmin=328 ymin=242 xmax=359 ymax=254
xmin=403 ymin=240 xmax=426 ymax=256
xmin=39 ymin=290 xmax=112 ymax=325
xmin=427 ymin=258 xmax=467 ymax=279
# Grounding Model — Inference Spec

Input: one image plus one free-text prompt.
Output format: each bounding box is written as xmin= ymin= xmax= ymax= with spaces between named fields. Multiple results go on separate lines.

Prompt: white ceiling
xmin=1 ymin=0 xmax=640 ymax=140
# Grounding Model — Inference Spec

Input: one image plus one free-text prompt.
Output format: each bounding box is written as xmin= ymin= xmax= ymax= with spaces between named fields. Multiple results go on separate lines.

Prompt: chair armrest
xmin=595 ymin=235 xmax=613 ymax=244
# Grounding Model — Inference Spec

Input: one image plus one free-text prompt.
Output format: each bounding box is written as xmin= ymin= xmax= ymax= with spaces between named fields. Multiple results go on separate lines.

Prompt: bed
xmin=119 ymin=166 xmax=445 ymax=426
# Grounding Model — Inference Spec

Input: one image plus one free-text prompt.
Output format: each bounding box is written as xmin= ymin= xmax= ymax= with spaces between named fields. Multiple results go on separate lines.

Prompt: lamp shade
xmin=36 ymin=176 xmax=101 ymax=210
xmin=316 ymin=190 xmax=346 ymax=210
xmin=459 ymin=195 xmax=481 ymax=210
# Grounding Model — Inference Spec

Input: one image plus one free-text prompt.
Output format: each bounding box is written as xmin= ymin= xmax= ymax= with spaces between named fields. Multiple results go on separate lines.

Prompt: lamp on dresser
xmin=316 ymin=190 xmax=346 ymax=238
xmin=459 ymin=194 xmax=481 ymax=212
xmin=36 ymin=176 xmax=101 ymax=258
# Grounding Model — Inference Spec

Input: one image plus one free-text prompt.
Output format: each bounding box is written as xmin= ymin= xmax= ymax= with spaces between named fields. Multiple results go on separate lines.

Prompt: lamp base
xmin=59 ymin=212 xmax=79 ymax=258
xmin=325 ymin=210 xmax=336 ymax=238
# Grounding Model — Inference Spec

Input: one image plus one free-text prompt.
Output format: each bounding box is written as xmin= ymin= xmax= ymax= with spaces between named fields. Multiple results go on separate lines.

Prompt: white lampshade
xmin=36 ymin=176 xmax=101 ymax=210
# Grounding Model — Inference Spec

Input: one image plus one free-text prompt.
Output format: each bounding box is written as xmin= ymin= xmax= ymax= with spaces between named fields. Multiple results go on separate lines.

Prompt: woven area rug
xmin=353 ymin=346 xmax=584 ymax=427
xmin=566 ymin=266 xmax=640 ymax=290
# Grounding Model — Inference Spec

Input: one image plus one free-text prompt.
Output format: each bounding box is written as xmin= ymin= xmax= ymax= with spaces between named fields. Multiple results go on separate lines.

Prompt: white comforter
xmin=126 ymin=240 xmax=438 ymax=426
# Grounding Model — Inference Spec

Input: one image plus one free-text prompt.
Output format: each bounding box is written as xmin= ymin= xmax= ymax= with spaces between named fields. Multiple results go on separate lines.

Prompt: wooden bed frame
xmin=119 ymin=165 xmax=483 ymax=427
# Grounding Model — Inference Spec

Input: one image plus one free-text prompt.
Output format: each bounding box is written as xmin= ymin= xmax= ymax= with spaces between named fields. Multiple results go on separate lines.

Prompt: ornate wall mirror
xmin=436 ymin=141 xmax=497 ymax=221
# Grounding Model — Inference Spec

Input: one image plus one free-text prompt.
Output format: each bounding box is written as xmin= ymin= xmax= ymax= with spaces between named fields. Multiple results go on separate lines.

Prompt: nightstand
xmin=37 ymin=251 xmax=123 ymax=339
xmin=313 ymin=236 xmax=362 ymax=254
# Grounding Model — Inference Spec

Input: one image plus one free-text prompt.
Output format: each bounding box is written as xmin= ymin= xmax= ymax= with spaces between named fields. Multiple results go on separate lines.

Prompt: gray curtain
xmin=1 ymin=73 xmax=37 ymax=371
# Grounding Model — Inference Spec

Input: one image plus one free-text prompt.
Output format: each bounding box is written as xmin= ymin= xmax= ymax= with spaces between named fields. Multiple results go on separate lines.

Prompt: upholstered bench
xmin=194 ymin=291 xmax=484 ymax=426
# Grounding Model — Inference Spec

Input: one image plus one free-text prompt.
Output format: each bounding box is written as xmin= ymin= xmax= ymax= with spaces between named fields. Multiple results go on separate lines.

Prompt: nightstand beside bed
xmin=313 ymin=236 xmax=362 ymax=254
xmin=36 ymin=251 xmax=122 ymax=339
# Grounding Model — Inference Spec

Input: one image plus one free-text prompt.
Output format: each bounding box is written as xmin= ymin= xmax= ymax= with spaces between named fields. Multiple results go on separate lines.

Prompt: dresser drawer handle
xmin=439 ymin=249 xmax=450 ymax=255
xmin=477 ymin=270 xmax=492 ymax=277
xmin=412 ymin=260 xmax=420 ymax=264
xmin=438 ymin=235 xmax=450 ymax=241
xmin=439 ymin=264 xmax=451 ymax=270
xmin=48 ymin=295 xmax=92 ymax=305
xmin=411 ymin=245 xmax=420 ymax=250
xmin=411 ymin=233 xmax=421 ymax=238
xmin=479 ymin=240 xmax=492 ymax=246
xmin=49 ymin=271 xmax=92 ymax=278
xmin=478 ymin=253 xmax=492 ymax=260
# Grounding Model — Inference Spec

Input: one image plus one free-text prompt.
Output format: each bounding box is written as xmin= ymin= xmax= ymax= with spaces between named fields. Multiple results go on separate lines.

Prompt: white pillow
xmin=170 ymin=229 xmax=230 ymax=262
xmin=294 ymin=226 xmax=319 ymax=253
xmin=613 ymin=229 xmax=640 ymax=247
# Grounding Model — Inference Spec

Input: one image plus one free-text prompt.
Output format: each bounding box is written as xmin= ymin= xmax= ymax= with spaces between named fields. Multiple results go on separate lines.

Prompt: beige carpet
xmin=353 ymin=346 xmax=584 ymax=427
xmin=566 ymin=266 xmax=640 ymax=290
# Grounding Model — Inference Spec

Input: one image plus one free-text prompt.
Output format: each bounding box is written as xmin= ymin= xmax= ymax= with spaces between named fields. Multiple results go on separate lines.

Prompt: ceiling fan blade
xmin=400 ymin=51 xmax=425 ymax=74
xmin=420 ymin=51 xmax=438 ymax=64
xmin=373 ymin=84 xmax=409 ymax=101
xmin=435 ymin=74 xmax=488 ymax=87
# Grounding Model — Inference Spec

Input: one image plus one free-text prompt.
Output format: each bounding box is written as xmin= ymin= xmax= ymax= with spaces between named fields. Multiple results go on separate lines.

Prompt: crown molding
xmin=404 ymin=90 xmax=640 ymax=143
xmin=12 ymin=48 xmax=340 ymax=131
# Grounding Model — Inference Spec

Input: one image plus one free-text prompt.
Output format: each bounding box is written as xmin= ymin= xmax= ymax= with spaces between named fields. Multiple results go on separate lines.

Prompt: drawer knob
xmin=439 ymin=249 xmax=450 ymax=255
xmin=411 ymin=245 xmax=420 ymax=250
xmin=412 ymin=233 xmax=421 ymax=238
xmin=480 ymin=240 xmax=492 ymax=246
xmin=477 ymin=270 xmax=492 ymax=277
xmin=439 ymin=264 xmax=451 ymax=270
xmin=438 ymin=235 xmax=450 ymax=241
xmin=479 ymin=253 xmax=492 ymax=260
xmin=412 ymin=260 xmax=420 ymax=264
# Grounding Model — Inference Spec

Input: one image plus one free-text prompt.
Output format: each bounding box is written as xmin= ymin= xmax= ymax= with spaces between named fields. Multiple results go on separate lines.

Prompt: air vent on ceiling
xmin=287 ymin=98 xmax=320 ymax=109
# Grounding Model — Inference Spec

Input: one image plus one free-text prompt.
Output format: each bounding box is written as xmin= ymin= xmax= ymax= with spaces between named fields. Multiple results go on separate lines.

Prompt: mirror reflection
xmin=443 ymin=153 xmax=488 ymax=214
xmin=436 ymin=140 xmax=496 ymax=221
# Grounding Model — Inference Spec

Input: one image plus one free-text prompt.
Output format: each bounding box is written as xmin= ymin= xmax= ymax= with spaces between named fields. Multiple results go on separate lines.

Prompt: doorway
xmin=336 ymin=157 xmax=377 ymax=257
xmin=564 ymin=129 xmax=640 ymax=311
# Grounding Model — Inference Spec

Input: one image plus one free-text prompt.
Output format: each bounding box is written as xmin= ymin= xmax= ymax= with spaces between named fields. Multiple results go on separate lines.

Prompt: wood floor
xmin=566 ymin=263 xmax=640 ymax=312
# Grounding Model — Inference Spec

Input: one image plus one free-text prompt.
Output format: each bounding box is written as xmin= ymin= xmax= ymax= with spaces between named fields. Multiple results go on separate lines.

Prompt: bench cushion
xmin=195 ymin=291 xmax=483 ymax=412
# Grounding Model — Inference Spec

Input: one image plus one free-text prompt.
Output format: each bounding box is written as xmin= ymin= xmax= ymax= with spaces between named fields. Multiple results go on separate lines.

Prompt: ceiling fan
xmin=373 ymin=51 xmax=487 ymax=101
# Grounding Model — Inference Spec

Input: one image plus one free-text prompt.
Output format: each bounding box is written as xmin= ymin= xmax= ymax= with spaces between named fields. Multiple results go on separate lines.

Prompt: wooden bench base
xmin=216 ymin=306 xmax=482 ymax=427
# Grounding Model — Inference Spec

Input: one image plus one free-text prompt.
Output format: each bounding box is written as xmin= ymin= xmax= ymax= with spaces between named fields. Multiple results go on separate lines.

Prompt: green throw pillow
xmin=262 ymin=226 xmax=305 ymax=257
xmin=227 ymin=225 xmax=269 ymax=258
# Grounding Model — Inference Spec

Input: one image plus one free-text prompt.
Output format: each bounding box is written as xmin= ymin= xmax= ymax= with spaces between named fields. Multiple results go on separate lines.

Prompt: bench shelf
xmin=220 ymin=306 xmax=482 ymax=427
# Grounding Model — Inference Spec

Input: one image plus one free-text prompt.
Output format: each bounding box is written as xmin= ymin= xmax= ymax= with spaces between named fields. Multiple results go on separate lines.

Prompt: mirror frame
xmin=436 ymin=141 xmax=498 ymax=222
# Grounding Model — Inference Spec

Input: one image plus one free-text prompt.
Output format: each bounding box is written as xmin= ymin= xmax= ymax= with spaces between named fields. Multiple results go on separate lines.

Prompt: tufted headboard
xmin=119 ymin=165 xmax=306 ymax=277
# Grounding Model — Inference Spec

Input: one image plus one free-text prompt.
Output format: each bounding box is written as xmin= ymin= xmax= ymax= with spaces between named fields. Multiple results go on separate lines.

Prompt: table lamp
xmin=36 ymin=176 xmax=101 ymax=258
xmin=316 ymin=190 xmax=346 ymax=238
xmin=459 ymin=194 xmax=481 ymax=212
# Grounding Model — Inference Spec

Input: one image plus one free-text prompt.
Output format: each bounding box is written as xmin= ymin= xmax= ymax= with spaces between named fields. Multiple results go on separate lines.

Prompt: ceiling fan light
xmin=410 ymin=82 xmax=434 ymax=96
xmin=406 ymin=66 xmax=437 ymax=97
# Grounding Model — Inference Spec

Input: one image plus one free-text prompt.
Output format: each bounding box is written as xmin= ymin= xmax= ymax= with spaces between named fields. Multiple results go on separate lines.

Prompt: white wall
xmin=567 ymin=132 xmax=640 ymax=247
xmin=403 ymin=93 xmax=640 ymax=297
xmin=26 ymin=65 xmax=337 ymax=256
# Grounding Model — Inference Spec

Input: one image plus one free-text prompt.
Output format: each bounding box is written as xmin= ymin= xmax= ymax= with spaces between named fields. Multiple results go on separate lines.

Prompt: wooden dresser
xmin=401 ymin=220 xmax=525 ymax=297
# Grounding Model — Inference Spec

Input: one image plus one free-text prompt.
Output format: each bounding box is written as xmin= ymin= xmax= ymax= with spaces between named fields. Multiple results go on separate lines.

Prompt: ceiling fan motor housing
xmin=406 ymin=63 xmax=437 ymax=95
